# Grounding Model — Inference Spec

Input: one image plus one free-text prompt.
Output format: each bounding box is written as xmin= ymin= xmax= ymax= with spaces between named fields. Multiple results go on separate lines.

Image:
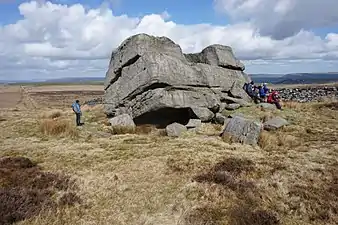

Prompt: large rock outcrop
xmin=104 ymin=33 xmax=251 ymax=127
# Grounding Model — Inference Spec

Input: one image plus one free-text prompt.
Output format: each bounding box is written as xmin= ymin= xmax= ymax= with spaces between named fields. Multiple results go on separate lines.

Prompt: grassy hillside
xmin=0 ymin=87 xmax=337 ymax=225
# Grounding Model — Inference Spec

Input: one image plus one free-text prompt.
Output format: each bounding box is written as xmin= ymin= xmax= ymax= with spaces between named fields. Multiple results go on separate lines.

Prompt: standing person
xmin=71 ymin=100 xmax=82 ymax=126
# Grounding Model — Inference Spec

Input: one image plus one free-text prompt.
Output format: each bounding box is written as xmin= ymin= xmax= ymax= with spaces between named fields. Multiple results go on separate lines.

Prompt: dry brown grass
xmin=0 ymin=86 xmax=337 ymax=225
xmin=39 ymin=118 xmax=79 ymax=138
xmin=40 ymin=109 xmax=63 ymax=119
xmin=110 ymin=125 xmax=136 ymax=134
xmin=258 ymin=130 xmax=302 ymax=150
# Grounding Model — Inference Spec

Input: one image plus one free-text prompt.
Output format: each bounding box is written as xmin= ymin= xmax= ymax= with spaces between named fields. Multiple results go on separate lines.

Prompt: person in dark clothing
xmin=245 ymin=81 xmax=262 ymax=103
xmin=71 ymin=100 xmax=82 ymax=126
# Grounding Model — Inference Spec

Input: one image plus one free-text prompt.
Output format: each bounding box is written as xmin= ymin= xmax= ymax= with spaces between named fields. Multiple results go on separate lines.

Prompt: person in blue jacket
xmin=258 ymin=83 xmax=270 ymax=102
xmin=71 ymin=100 xmax=82 ymax=126
xmin=263 ymin=83 xmax=269 ymax=93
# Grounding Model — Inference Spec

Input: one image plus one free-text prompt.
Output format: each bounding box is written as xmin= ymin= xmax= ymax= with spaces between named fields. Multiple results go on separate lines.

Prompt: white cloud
xmin=0 ymin=0 xmax=337 ymax=80
xmin=214 ymin=0 xmax=338 ymax=39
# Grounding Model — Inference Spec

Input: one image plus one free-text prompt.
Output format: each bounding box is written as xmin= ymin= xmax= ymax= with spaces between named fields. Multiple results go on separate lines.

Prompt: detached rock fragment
xmin=221 ymin=116 xmax=262 ymax=145
xmin=263 ymin=117 xmax=289 ymax=131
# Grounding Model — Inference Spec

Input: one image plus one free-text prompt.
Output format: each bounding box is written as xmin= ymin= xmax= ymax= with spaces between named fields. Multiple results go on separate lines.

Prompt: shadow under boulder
xmin=134 ymin=107 xmax=198 ymax=128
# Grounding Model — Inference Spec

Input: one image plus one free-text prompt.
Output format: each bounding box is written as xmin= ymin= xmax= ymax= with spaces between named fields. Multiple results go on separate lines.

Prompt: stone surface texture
xmin=166 ymin=123 xmax=187 ymax=137
xmin=222 ymin=116 xmax=262 ymax=145
xmin=104 ymin=33 xmax=251 ymax=126
xmin=109 ymin=114 xmax=136 ymax=127
xmin=264 ymin=117 xmax=289 ymax=131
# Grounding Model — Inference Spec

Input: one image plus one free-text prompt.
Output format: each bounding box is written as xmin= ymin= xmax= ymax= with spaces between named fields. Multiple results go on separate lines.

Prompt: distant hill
xmin=2 ymin=73 xmax=338 ymax=85
xmin=250 ymin=72 xmax=338 ymax=84
xmin=44 ymin=77 xmax=104 ymax=83
xmin=1 ymin=77 xmax=104 ymax=85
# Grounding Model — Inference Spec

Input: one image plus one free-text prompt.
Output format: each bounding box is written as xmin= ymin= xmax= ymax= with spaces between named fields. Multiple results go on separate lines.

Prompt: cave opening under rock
xmin=134 ymin=107 xmax=198 ymax=128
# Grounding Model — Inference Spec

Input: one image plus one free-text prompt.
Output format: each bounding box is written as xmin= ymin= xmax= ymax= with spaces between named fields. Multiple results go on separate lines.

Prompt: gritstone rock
xmin=214 ymin=113 xmax=227 ymax=125
xmin=221 ymin=116 xmax=262 ymax=145
xmin=186 ymin=119 xmax=202 ymax=129
xmin=104 ymin=33 xmax=251 ymax=127
xmin=225 ymin=103 xmax=241 ymax=110
xmin=264 ymin=117 xmax=289 ymax=131
xmin=109 ymin=114 xmax=136 ymax=128
xmin=166 ymin=123 xmax=187 ymax=137
xmin=191 ymin=107 xmax=215 ymax=122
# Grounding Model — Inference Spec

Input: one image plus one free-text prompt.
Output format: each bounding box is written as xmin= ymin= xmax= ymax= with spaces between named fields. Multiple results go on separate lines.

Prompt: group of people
xmin=243 ymin=81 xmax=282 ymax=109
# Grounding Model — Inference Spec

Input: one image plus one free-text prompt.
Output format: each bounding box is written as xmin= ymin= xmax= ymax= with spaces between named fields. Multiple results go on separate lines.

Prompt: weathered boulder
xmin=184 ymin=44 xmax=245 ymax=71
xmin=166 ymin=123 xmax=187 ymax=137
xmin=221 ymin=116 xmax=262 ymax=145
xmin=186 ymin=119 xmax=202 ymax=129
xmin=191 ymin=107 xmax=215 ymax=122
xmin=214 ymin=113 xmax=227 ymax=125
xmin=104 ymin=33 xmax=251 ymax=127
xmin=109 ymin=114 xmax=135 ymax=127
xmin=225 ymin=103 xmax=241 ymax=110
xmin=264 ymin=117 xmax=289 ymax=131
xmin=222 ymin=96 xmax=252 ymax=107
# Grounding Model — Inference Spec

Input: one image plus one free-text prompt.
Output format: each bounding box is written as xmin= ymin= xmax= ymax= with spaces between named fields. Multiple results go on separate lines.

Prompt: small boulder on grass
xmin=263 ymin=116 xmax=289 ymax=131
xmin=221 ymin=116 xmax=262 ymax=145
xmin=214 ymin=113 xmax=227 ymax=125
xmin=166 ymin=123 xmax=187 ymax=137
xmin=191 ymin=107 xmax=215 ymax=122
xmin=225 ymin=103 xmax=241 ymax=110
xmin=185 ymin=119 xmax=202 ymax=129
xmin=109 ymin=114 xmax=136 ymax=134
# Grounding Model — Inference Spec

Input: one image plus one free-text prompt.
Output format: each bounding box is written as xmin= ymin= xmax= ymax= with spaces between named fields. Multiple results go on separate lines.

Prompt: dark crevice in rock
xmin=134 ymin=107 xmax=198 ymax=128
xmin=218 ymin=64 xmax=243 ymax=71
xmin=122 ymin=82 xmax=171 ymax=102
xmin=184 ymin=53 xmax=243 ymax=71
xmin=104 ymin=54 xmax=141 ymax=90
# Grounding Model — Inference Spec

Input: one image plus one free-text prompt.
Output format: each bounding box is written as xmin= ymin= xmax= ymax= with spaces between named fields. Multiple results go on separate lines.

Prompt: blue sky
xmin=0 ymin=0 xmax=337 ymax=80
xmin=0 ymin=0 xmax=228 ymax=25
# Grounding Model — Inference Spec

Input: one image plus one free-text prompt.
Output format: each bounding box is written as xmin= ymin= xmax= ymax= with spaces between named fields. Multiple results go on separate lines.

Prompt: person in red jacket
xmin=267 ymin=90 xmax=282 ymax=109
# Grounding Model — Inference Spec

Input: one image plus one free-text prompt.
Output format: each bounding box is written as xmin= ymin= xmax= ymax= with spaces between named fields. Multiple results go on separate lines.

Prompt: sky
xmin=0 ymin=0 xmax=337 ymax=81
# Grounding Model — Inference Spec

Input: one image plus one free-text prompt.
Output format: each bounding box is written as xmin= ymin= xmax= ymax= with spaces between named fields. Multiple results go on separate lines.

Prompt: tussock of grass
xmin=135 ymin=124 xmax=156 ymax=134
xmin=110 ymin=125 xmax=136 ymax=135
xmin=39 ymin=118 xmax=79 ymax=138
xmin=40 ymin=110 xmax=63 ymax=119
xmin=258 ymin=130 xmax=301 ymax=150
xmin=221 ymin=132 xmax=240 ymax=144
xmin=86 ymin=110 xmax=106 ymax=123
xmin=190 ymin=157 xmax=281 ymax=225
xmin=212 ymin=124 xmax=223 ymax=131
xmin=228 ymin=202 xmax=280 ymax=225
